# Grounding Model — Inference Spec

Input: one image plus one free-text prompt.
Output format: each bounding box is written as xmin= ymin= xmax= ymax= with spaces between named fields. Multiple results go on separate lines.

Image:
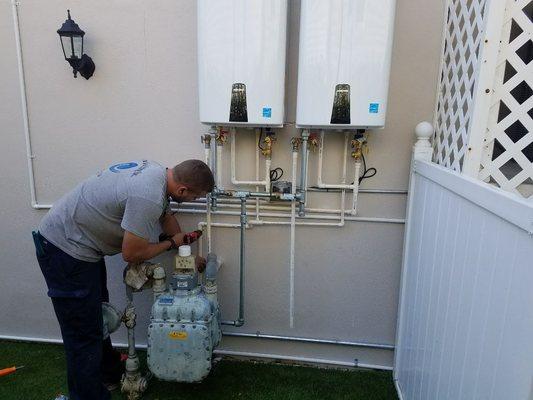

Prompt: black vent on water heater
xmin=229 ymin=83 xmax=248 ymax=122
xmin=330 ymin=84 xmax=351 ymax=124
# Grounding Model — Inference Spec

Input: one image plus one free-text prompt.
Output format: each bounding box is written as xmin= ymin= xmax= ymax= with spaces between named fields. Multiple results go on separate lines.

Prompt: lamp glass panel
xmin=73 ymin=36 xmax=83 ymax=58
xmin=61 ymin=36 xmax=74 ymax=58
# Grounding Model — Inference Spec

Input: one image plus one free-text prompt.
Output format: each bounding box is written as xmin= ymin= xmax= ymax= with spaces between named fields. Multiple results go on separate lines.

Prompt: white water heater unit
xmin=197 ymin=0 xmax=288 ymax=127
xmin=296 ymin=0 xmax=396 ymax=129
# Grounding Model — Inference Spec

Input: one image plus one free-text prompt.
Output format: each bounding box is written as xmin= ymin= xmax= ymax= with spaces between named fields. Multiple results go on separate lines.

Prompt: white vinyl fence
xmin=395 ymin=0 xmax=533 ymax=394
xmin=394 ymin=131 xmax=533 ymax=399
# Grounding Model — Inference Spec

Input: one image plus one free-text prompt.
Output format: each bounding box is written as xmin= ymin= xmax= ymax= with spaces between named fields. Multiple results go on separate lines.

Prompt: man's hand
xmin=170 ymin=232 xmax=186 ymax=247
xmin=160 ymin=231 xmax=202 ymax=248
xmin=183 ymin=230 xmax=203 ymax=245
xmin=196 ymin=256 xmax=206 ymax=273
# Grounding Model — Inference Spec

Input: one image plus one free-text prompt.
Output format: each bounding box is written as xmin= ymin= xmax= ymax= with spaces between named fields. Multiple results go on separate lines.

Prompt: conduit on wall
xmin=11 ymin=1 xmax=51 ymax=209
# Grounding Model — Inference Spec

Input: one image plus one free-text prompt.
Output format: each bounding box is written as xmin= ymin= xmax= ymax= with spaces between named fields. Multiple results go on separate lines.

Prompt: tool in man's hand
xmin=0 ymin=365 xmax=24 ymax=377
xmin=159 ymin=230 xmax=203 ymax=246
xmin=183 ymin=230 xmax=203 ymax=245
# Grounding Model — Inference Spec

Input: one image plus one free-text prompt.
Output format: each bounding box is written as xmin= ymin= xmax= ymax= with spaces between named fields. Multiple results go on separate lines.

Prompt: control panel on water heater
xmin=296 ymin=0 xmax=397 ymax=129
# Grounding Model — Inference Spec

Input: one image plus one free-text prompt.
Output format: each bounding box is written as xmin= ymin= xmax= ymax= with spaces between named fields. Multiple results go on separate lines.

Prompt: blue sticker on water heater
xmin=262 ymin=107 xmax=272 ymax=118
xmin=369 ymin=103 xmax=380 ymax=114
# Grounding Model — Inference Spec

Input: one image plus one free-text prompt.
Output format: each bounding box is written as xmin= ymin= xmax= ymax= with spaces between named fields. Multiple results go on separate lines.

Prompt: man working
xmin=33 ymin=159 xmax=214 ymax=400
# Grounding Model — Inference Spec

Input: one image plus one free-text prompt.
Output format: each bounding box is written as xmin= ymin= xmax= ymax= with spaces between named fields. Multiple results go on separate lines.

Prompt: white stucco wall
xmin=0 ymin=0 xmax=444 ymax=368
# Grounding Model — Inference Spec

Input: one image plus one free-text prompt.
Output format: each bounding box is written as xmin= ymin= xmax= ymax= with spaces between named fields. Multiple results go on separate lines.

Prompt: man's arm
xmin=122 ymin=231 xmax=185 ymax=264
xmin=160 ymin=212 xmax=182 ymax=236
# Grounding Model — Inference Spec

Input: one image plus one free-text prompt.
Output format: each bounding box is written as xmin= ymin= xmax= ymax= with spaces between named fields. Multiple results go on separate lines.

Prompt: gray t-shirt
xmin=39 ymin=160 xmax=169 ymax=262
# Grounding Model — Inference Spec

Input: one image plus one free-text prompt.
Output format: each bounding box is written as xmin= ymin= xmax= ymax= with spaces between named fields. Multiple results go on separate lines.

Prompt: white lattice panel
xmin=433 ymin=0 xmax=489 ymax=172
xmin=479 ymin=0 xmax=533 ymax=198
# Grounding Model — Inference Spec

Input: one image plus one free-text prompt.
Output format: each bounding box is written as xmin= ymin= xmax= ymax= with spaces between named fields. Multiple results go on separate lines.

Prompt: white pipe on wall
xmin=202 ymin=143 xmax=213 ymax=253
xmin=180 ymin=188 xmax=408 ymax=198
xmin=179 ymin=207 xmax=405 ymax=224
xmin=199 ymin=211 xmax=345 ymax=230
xmin=316 ymin=131 xmax=358 ymax=190
xmin=350 ymin=160 xmax=362 ymax=215
xmin=181 ymin=201 xmax=354 ymax=217
xmin=180 ymin=196 xmax=393 ymax=216
xmin=314 ymin=131 xmax=362 ymax=215
xmin=198 ymin=221 xmax=246 ymax=258
xmin=230 ymin=127 xmax=270 ymax=189
xmin=22 ymin=199 xmax=405 ymax=224
xmin=289 ymin=150 xmax=298 ymax=328
xmin=304 ymin=147 xmax=310 ymax=208
xmin=182 ymin=201 xmax=363 ymax=217
xmin=316 ymin=131 xmax=348 ymax=189
xmin=264 ymin=158 xmax=271 ymax=192
xmin=12 ymin=0 xmax=51 ymax=210
xmin=206 ymin=199 xmax=212 ymax=253
xmin=249 ymin=196 xmax=347 ymax=229
xmin=216 ymin=143 xmax=223 ymax=188
xmin=255 ymin=129 xmax=261 ymax=222
xmin=207 ymin=151 xmax=213 ymax=254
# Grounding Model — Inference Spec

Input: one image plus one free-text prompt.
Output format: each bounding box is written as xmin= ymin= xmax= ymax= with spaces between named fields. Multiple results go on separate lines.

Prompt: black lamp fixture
xmin=57 ymin=10 xmax=95 ymax=80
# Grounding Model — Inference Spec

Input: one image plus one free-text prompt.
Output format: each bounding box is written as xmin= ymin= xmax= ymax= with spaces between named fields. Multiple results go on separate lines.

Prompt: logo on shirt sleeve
xmin=109 ymin=162 xmax=138 ymax=173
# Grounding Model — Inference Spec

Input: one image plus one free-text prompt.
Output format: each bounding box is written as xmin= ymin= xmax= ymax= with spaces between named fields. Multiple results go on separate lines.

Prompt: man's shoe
xmin=103 ymin=381 xmax=120 ymax=391
xmin=102 ymin=354 xmax=125 ymax=392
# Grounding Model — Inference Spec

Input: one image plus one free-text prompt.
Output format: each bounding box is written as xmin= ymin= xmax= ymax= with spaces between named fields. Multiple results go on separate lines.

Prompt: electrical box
xmin=197 ymin=0 xmax=288 ymax=127
xmin=296 ymin=0 xmax=396 ymax=129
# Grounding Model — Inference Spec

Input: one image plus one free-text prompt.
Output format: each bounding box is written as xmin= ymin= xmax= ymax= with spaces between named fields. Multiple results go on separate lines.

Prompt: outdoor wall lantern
xmin=57 ymin=10 xmax=95 ymax=79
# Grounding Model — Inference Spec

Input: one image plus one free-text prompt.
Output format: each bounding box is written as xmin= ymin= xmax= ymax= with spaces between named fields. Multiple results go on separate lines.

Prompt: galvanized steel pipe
xmin=298 ymin=131 xmax=310 ymax=216
xmin=221 ymin=197 xmax=247 ymax=327
xmin=213 ymin=350 xmax=393 ymax=371
xmin=221 ymin=331 xmax=394 ymax=350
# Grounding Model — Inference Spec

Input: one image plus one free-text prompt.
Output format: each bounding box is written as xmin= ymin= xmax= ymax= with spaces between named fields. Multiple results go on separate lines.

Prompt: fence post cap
xmin=415 ymin=122 xmax=433 ymax=140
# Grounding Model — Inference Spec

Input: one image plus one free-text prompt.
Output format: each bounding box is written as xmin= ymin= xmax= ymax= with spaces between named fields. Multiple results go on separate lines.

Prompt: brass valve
xmin=351 ymin=138 xmax=368 ymax=160
xmin=215 ymin=127 xmax=228 ymax=145
xmin=261 ymin=131 xmax=276 ymax=158
xmin=308 ymin=133 xmax=320 ymax=152
xmin=290 ymin=137 xmax=302 ymax=151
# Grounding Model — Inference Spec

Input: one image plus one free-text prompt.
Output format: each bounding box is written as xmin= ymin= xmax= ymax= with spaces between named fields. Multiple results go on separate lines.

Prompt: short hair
xmin=172 ymin=159 xmax=215 ymax=193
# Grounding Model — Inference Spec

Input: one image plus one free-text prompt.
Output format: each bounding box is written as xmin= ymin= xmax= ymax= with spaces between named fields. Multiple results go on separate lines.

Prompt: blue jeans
xmin=34 ymin=232 xmax=121 ymax=400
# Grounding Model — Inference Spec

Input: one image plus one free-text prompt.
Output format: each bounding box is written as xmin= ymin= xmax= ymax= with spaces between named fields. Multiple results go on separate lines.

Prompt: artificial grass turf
xmin=0 ymin=341 xmax=398 ymax=400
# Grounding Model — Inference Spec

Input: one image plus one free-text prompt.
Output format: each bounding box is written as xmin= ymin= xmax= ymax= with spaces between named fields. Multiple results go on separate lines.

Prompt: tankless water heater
xmin=296 ymin=0 xmax=396 ymax=129
xmin=197 ymin=0 xmax=288 ymax=127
